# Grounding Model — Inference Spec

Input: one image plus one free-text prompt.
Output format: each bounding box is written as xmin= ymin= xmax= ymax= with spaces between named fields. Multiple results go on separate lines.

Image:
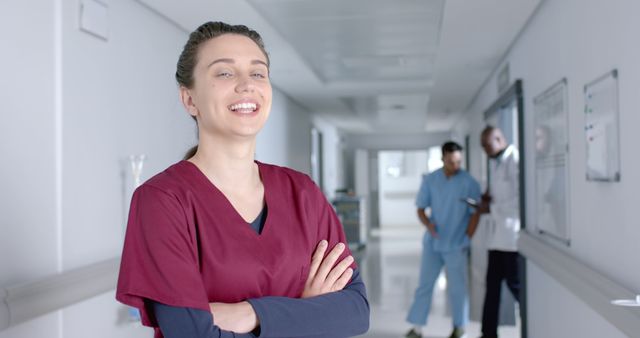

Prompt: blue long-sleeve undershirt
xmin=152 ymin=268 xmax=368 ymax=338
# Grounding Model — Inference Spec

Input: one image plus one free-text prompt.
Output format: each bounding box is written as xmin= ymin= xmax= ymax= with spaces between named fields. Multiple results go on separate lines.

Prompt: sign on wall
xmin=533 ymin=78 xmax=571 ymax=245
xmin=584 ymin=69 xmax=621 ymax=182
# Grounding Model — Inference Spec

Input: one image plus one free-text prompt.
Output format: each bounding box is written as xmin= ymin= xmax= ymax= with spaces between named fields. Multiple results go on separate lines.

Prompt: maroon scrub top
xmin=116 ymin=160 xmax=353 ymax=331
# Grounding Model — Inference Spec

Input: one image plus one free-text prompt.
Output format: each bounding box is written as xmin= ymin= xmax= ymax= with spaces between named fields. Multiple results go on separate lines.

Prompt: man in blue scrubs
xmin=405 ymin=141 xmax=481 ymax=338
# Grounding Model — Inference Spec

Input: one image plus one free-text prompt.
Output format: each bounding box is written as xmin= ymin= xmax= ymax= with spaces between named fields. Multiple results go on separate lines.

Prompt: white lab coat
xmin=487 ymin=144 xmax=520 ymax=252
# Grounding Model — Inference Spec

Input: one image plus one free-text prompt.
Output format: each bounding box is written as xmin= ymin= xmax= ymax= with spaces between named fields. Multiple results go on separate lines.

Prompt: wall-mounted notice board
xmin=584 ymin=69 xmax=621 ymax=182
xmin=533 ymin=78 xmax=571 ymax=244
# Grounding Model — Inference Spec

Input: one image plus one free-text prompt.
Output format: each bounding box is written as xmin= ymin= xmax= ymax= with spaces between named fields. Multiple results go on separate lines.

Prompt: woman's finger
xmin=313 ymin=242 xmax=345 ymax=283
xmin=331 ymin=268 xmax=354 ymax=292
xmin=306 ymin=240 xmax=328 ymax=282
xmin=324 ymin=255 xmax=354 ymax=287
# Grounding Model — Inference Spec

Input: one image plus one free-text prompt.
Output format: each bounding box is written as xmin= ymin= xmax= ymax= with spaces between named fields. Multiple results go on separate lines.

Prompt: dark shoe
xmin=478 ymin=335 xmax=498 ymax=338
xmin=448 ymin=327 xmax=466 ymax=338
xmin=404 ymin=328 xmax=422 ymax=338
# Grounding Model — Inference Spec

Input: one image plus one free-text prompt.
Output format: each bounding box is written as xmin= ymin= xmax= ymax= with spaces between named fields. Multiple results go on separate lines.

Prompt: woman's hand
xmin=209 ymin=301 xmax=258 ymax=333
xmin=301 ymin=240 xmax=354 ymax=298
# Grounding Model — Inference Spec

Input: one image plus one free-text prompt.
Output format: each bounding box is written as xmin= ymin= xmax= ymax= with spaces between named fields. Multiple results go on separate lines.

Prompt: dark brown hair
xmin=177 ymin=21 xmax=270 ymax=160
xmin=441 ymin=141 xmax=463 ymax=156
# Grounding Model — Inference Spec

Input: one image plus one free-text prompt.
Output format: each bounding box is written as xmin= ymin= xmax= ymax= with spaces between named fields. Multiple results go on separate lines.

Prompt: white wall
xmin=312 ymin=115 xmax=345 ymax=199
xmin=353 ymin=149 xmax=369 ymax=200
xmin=0 ymin=1 xmax=61 ymax=336
xmin=1 ymin=0 xmax=312 ymax=337
xmin=0 ymin=0 xmax=58 ymax=287
xmin=257 ymin=89 xmax=312 ymax=173
xmin=456 ymin=0 xmax=640 ymax=335
xmin=353 ymin=149 xmax=370 ymax=230
xmin=527 ymin=263 xmax=626 ymax=338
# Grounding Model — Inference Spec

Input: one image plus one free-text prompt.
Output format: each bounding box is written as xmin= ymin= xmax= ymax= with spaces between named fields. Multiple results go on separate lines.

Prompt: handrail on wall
xmin=2 ymin=235 xmax=639 ymax=334
xmin=0 ymin=257 xmax=119 ymax=331
xmin=519 ymin=231 xmax=640 ymax=337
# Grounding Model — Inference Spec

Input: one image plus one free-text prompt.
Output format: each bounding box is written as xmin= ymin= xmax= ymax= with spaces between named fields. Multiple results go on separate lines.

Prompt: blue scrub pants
xmin=406 ymin=233 xmax=469 ymax=328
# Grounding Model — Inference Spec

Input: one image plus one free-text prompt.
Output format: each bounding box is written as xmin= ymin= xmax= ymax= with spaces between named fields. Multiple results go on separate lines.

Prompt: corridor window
xmin=427 ymin=146 xmax=443 ymax=173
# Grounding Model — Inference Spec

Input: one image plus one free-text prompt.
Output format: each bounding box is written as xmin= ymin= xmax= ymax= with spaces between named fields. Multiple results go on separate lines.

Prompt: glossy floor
xmin=356 ymin=227 xmax=520 ymax=338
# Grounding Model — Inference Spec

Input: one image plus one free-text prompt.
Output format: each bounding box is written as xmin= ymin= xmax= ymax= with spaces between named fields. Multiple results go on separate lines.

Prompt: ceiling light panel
xmin=248 ymin=0 xmax=445 ymax=83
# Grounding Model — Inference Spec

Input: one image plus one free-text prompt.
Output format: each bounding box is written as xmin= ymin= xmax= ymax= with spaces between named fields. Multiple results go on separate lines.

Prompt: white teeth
xmin=230 ymin=102 xmax=257 ymax=111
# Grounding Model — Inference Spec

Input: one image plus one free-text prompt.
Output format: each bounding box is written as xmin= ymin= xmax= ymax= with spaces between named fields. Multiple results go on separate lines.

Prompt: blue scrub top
xmin=415 ymin=168 xmax=480 ymax=252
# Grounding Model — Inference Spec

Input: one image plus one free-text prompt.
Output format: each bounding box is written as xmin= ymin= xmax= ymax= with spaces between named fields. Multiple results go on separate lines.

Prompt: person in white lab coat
xmin=477 ymin=126 xmax=521 ymax=338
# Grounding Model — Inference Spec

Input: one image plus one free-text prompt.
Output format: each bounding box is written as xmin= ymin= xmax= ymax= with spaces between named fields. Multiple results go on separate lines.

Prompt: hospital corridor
xmin=1 ymin=0 xmax=639 ymax=337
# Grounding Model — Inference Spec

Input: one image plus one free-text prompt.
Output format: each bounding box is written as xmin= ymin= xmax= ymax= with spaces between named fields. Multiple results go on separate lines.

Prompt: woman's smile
xmin=228 ymin=100 xmax=261 ymax=117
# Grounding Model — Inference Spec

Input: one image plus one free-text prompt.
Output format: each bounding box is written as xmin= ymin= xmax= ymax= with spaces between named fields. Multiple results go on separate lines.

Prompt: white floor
xmin=355 ymin=227 xmax=520 ymax=338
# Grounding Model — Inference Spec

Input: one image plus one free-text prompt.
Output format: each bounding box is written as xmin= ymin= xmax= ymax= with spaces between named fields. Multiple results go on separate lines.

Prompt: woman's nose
xmin=235 ymin=76 xmax=255 ymax=93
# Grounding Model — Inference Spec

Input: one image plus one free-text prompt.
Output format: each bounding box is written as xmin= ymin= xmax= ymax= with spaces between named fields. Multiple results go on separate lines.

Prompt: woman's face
xmin=183 ymin=33 xmax=272 ymax=140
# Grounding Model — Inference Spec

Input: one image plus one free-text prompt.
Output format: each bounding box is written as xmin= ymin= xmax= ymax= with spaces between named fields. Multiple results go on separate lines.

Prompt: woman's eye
xmin=217 ymin=72 xmax=232 ymax=78
xmin=251 ymin=73 xmax=266 ymax=79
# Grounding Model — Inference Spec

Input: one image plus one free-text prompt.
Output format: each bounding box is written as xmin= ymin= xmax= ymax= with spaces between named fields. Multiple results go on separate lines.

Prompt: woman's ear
xmin=179 ymin=86 xmax=199 ymax=118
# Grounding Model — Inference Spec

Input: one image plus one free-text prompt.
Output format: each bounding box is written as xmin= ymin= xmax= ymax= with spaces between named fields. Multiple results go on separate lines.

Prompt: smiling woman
xmin=115 ymin=21 xmax=369 ymax=338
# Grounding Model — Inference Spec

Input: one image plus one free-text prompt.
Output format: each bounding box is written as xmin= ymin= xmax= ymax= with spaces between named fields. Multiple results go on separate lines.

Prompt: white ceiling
xmin=137 ymin=0 xmax=541 ymax=134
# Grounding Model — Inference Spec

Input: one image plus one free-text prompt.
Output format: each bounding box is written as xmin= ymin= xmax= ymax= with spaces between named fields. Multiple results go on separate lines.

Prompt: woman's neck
xmin=188 ymin=134 xmax=259 ymax=191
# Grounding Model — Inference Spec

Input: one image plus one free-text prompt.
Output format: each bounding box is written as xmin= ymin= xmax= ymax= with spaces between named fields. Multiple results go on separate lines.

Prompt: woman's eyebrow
xmin=252 ymin=60 xmax=268 ymax=68
xmin=207 ymin=58 xmax=268 ymax=68
xmin=207 ymin=58 xmax=234 ymax=68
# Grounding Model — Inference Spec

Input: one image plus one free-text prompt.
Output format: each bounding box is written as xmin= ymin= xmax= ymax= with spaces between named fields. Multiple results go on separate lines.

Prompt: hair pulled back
xmin=177 ymin=22 xmax=269 ymax=159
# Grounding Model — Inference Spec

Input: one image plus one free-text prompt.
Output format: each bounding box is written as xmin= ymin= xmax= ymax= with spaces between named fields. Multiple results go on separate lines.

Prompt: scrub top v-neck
xmin=182 ymin=160 xmax=270 ymax=237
